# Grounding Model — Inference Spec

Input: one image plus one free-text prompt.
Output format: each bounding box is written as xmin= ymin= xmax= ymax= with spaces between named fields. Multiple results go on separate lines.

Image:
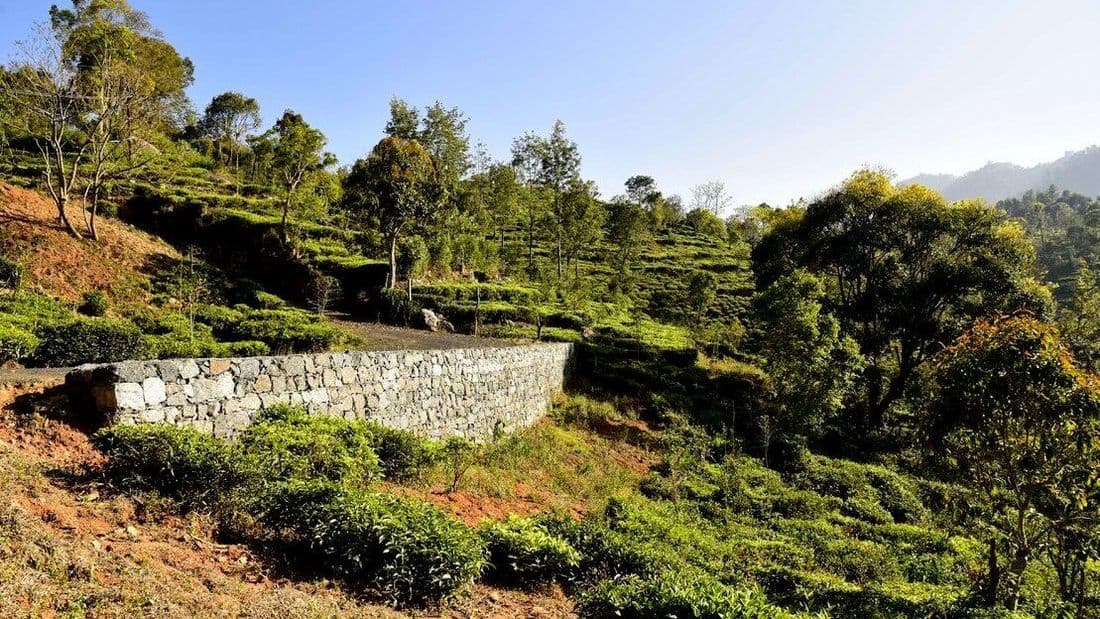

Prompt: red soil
xmin=0 ymin=182 xmax=178 ymax=302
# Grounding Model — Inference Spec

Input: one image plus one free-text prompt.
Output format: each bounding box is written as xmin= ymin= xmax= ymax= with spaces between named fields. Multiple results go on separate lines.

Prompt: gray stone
xmin=238 ymin=358 xmax=261 ymax=379
xmin=155 ymin=361 xmax=181 ymax=382
xmin=179 ymin=359 xmax=200 ymax=380
xmin=114 ymin=383 xmax=145 ymax=410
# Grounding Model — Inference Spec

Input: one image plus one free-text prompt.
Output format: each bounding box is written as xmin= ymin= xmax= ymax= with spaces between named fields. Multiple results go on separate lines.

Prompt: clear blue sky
xmin=3 ymin=1 xmax=1100 ymax=206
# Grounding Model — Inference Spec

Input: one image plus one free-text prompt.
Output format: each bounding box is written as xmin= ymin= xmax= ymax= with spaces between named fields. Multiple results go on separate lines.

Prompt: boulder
xmin=422 ymin=309 xmax=456 ymax=333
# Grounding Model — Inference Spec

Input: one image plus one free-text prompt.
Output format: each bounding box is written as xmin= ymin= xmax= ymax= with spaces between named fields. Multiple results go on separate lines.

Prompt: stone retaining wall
xmin=66 ymin=343 xmax=574 ymax=440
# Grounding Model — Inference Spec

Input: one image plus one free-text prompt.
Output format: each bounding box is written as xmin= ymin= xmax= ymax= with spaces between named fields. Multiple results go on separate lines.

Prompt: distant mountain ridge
xmin=900 ymin=145 xmax=1100 ymax=202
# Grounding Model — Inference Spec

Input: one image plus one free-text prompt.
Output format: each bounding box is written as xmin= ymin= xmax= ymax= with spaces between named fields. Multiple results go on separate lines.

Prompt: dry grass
xmin=0 ymin=183 xmax=178 ymax=304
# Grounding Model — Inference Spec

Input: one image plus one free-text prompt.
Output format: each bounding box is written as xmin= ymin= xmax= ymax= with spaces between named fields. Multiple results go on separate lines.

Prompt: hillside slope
xmin=0 ymin=184 xmax=179 ymax=303
xmin=0 ymin=382 xmax=580 ymax=618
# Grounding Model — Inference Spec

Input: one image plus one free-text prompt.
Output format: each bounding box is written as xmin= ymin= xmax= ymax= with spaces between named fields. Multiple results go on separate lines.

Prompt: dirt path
xmin=0 ymin=367 xmax=68 ymax=385
xmin=331 ymin=317 xmax=529 ymax=350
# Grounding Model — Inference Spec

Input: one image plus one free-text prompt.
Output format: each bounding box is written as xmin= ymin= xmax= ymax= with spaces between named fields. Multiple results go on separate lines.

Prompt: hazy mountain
xmin=900 ymin=146 xmax=1100 ymax=202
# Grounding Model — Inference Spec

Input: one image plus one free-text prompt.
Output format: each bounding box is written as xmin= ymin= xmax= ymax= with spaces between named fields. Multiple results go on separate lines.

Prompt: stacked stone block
xmin=66 ymin=343 xmax=574 ymax=440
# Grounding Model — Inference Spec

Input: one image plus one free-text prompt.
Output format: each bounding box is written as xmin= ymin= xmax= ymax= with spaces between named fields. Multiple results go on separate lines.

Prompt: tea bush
xmin=263 ymin=481 xmax=485 ymax=606
xmin=0 ymin=324 xmax=38 ymax=363
xmin=478 ymin=515 xmax=579 ymax=587
xmin=363 ymin=421 xmax=440 ymax=481
xmin=34 ymin=318 xmax=145 ymax=366
xmin=234 ymin=308 xmax=339 ymax=353
xmin=77 ymin=290 xmax=109 ymax=317
xmin=91 ymin=425 xmax=256 ymax=513
xmin=240 ymin=405 xmax=381 ymax=486
xmin=578 ymin=571 xmax=794 ymax=619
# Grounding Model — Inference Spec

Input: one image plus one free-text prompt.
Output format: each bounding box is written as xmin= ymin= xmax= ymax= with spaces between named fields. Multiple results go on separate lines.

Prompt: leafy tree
xmin=1060 ymin=265 xmax=1100 ymax=371
xmin=512 ymin=120 xmax=582 ymax=281
xmin=344 ymin=136 xmax=444 ymax=288
xmin=480 ymin=163 xmax=520 ymax=258
xmin=419 ymin=102 xmax=470 ymax=185
xmin=201 ymin=91 xmax=261 ymax=177
xmin=266 ymin=110 xmax=332 ymax=240
xmin=685 ymin=207 xmax=727 ymax=239
xmin=750 ymin=270 xmax=862 ymax=463
xmin=754 ymin=170 xmax=1053 ymax=429
xmin=624 ymin=175 xmax=659 ymax=207
xmin=921 ymin=315 xmax=1100 ymax=610
xmin=728 ymin=203 xmax=777 ymax=247
xmin=559 ymin=180 xmax=605 ymax=280
xmin=605 ymin=198 xmax=652 ymax=294
xmin=690 ymin=180 xmax=732 ymax=216
xmin=685 ymin=270 xmax=718 ymax=321
xmin=0 ymin=0 xmax=192 ymax=239
xmin=518 ymin=185 xmax=551 ymax=278
xmin=384 ymin=96 xmax=420 ymax=140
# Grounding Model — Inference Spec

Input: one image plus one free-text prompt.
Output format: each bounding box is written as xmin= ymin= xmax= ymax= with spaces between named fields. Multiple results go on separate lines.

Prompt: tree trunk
xmin=57 ymin=195 xmax=82 ymax=238
xmin=985 ymin=539 xmax=1000 ymax=607
xmin=388 ymin=234 xmax=399 ymax=290
xmin=527 ymin=220 xmax=535 ymax=277
xmin=87 ymin=186 xmax=100 ymax=242
xmin=556 ymin=227 xmax=563 ymax=281
xmin=281 ymin=194 xmax=292 ymax=242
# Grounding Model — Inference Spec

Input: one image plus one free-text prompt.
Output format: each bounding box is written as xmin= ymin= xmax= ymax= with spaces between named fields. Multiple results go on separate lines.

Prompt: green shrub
xmin=192 ymin=303 xmax=244 ymax=334
xmin=478 ymin=515 xmax=579 ymax=587
xmin=578 ymin=571 xmax=792 ymax=619
xmin=0 ymin=257 xmax=24 ymax=290
xmin=91 ymin=425 xmax=256 ymax=513
xmin=34 ymin=318 xmax=145 ymax=366
xmin=240 ymin=406 xmax=382 ymax=486
xmin=77 ymin=290 xmax=109 ymax=317
xmin=223 ymin=340 xmax=270 ymax=357
xmin=234 ymin=309 xmax=339 ymax=353
xmin=263 ymin=481 xmax=485 ymax=606
xmin=253 ymin=290 xmax=287 ymax=309
xmin=363 ymin=422 xmax=440 ymax=481
xmin=0 ymin=325 xmax=38 ymax=363
xmin=536 ymin=512 xmax=660 ymax=587
xmin=376 ymin=287 xmax=421 ymax=325
xmin=685 ymin=208 xmax=728 ymax=240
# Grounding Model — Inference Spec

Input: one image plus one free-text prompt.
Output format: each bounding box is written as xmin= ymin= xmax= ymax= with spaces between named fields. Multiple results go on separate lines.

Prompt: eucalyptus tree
xmin=201 ymin=91 xmax=261 ymax=178
xmin=511 ymin=120 xmax=582 ymax=281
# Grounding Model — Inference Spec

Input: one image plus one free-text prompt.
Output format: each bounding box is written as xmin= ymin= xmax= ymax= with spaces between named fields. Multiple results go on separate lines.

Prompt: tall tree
xmin=384 ymin=97 xmax=420 ymax=140
xmin=921 ymin=316 xmax=1100 ymax=610
xmin=606 ymin=184 xmax=654 ymax=293
xmin=753 ymin=170 xmax=1053 ymax=430
xmin=1061 ymin=265 xmax=1100 ymax=371
xmin=419 ymin=102 xmax=470 ymax=186
xmin=512 ymin=120 xmax=582 ymax=281
xmin=201 ymin=91 xmax=261 ymax=178
xmin=691 ymin=180 xmax=732 ymax=216
xmin=0 ymin=0 xmax=192 ymax=239
xmin=750 ymin=270 xmax=862 ymax=461
xmin=267 ymin=110 xmax=332 ymax=240
xmin=343 ymin=136 xmax=444 ymax=288
xmin=559 ymin=179 xmax=605 ymax=279
xmin=479 ymin=163 xmax=520 ymax=257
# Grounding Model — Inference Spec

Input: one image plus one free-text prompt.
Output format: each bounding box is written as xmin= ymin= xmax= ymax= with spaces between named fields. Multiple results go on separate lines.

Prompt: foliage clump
xmin=478 ymin=515 xmax=579 ymax=587
xmin=263 ymin=481 xmax=486 ymax=606
xmin=34 ymin=319 xmax=145 ymax=366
